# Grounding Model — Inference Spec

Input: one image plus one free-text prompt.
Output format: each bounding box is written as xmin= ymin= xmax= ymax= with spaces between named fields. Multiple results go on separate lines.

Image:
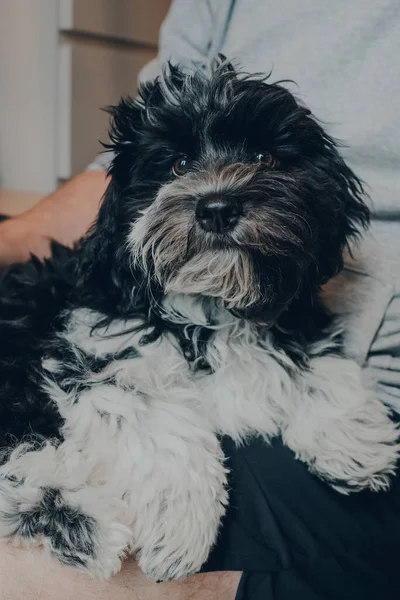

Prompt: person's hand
xmin=0 ymin=170 xmax=108 ymax=265
xmin=0 ymin=544 xmax=241 ymax=600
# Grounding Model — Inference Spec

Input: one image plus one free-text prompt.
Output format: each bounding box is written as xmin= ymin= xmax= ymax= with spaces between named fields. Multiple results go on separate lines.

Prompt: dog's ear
xmin=84 ymin=95 xmax=144 ymax=284
xmin=76 ymin=178 xmax=138 ymax=314
xmin=101 ymin=96 xmax=145 ymax=188
xmin=315 ymin=140 xmax=370 ymax=283
xmin=76 ymin=97 xmax=148 ymax=313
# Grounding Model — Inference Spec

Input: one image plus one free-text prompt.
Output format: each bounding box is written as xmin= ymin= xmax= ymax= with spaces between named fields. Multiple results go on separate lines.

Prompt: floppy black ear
xmin=315 ymin=140 xmax=370 ymax=283
xmin=76 ymin=179 xmax=136 ymax=315
xmin=101 ymin=96 xmax=145 ymax=188
xmin=76 ymin=97 xmax=148 ymax=315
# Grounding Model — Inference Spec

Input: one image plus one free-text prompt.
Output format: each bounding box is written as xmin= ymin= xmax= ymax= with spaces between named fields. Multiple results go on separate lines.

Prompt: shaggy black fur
xmin=0 ymin=245 xmax=77 ymax=450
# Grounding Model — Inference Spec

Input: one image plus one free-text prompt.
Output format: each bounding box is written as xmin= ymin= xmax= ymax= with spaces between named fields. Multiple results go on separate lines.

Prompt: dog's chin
xmin=130 ymin=212 xmax=308 ymax=322
xmin=157 ymin=248 xmax=290 ymax=325
xmin=163 ymin=249 xmax=259 ymax=309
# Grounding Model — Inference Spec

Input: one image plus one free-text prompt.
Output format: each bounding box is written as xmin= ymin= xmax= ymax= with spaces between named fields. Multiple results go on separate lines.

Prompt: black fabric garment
xmin=201 ymin=436 xmax=400 ymax=600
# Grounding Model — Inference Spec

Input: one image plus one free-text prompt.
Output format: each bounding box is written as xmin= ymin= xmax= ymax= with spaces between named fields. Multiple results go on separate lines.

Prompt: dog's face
xmin=95 ymin=61 xmax=369 ymax=322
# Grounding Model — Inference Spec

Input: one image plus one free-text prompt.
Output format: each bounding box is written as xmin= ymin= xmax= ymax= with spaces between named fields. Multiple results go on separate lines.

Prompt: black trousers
xmin=201 ymin=436 xmax=400 ymax=600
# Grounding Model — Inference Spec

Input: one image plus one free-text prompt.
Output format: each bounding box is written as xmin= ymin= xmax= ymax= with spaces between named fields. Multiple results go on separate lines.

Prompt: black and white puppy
xmin=0 ymin=60 xmax=398 ymax=581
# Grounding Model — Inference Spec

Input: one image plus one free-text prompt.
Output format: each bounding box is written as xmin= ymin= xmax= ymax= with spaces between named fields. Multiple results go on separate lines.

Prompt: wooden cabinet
xmin=0 ymin=0 xmax=170 ymax=194
xmin=59 ymin=0 xmax=171 ymax=46
xmin=58 ymin=37 xmax=156 ymax=178
xmin=58 ymin=0 xmax=169 ymax=179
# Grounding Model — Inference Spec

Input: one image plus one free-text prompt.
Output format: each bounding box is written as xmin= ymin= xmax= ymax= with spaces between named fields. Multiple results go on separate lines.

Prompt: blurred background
xmin=0 ymin=0 xmax=170 ymax=212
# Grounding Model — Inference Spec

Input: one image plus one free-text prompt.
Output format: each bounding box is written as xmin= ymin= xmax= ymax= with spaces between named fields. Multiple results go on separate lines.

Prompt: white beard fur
xmin=0 ymin=294 xmax=398 ymax=581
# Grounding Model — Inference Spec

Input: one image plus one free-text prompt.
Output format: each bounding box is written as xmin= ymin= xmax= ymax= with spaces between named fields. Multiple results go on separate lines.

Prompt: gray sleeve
xmin=364 ymin=222 xmax=400 ymax=412
xmin=158 ymin=0 xmax=219 ymax=67
xmin=367 ymin=287 xmax=400 ymax=413
xmin=322 ymin=230 xmax=400 ymax=415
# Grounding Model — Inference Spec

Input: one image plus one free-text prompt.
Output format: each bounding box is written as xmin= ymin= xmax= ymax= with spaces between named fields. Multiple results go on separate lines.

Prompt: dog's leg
xmin=58 ymin=381 xmax=229 ymax=582
xmin=1 ymin=313 xmax=229 ymax=582
xmin=46 ymin=376 xmax=228 ymax=582
xmin=125 ymin=395 xmax=229 ymax=581
xmin=56 ymin=336 xmax=229 ymax=582
xmin=0 ymin=442 xmax=131 ymax=579
xmin=282 ymin=355 xmax=399 ymax=493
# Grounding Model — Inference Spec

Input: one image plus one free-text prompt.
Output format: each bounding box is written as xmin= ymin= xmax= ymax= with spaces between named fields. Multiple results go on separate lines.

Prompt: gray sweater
xmin=90 ymin=0 xmax=400 ymax=410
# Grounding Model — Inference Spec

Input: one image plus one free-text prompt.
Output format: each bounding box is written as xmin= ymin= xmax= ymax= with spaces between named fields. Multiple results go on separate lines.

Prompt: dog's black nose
xmin=196 ymin=198 xmax=241 ymax=233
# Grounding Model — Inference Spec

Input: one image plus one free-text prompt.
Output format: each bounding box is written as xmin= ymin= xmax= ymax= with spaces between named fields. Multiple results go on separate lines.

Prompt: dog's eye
xmin=254 ymin=152 xmax=278 ymax=169
xmin=172 ymin=156 xmax=189 ymax=177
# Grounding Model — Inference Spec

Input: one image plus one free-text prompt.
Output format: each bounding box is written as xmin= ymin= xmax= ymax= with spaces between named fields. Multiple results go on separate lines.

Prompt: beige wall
xmin=0 ymin=0 xmax=170 ymax=195
xmin=0 ymin=0 xmax=59 ymax=194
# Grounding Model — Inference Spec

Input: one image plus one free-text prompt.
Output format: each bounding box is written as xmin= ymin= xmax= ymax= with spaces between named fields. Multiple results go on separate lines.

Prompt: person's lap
xmin=0 ymin=543 xmax=240 ymax=600
xmin=203 ymin=436 xmax=400 ymax=600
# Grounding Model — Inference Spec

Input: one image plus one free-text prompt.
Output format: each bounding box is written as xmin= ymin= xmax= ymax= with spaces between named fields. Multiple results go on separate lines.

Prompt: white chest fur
xmin=52 ymin=307 xmax=296 ymax=443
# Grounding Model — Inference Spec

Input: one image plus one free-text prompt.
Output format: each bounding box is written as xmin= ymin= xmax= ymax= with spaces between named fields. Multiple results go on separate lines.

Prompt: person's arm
xmin=0 ymin=170 xmax=108 ymax=265
xmin=0 ymin=544 xmax=241 ymax=600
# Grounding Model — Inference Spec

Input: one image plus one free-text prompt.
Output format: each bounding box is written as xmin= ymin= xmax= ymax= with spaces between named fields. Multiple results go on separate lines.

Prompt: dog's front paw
xmin=305 ymin=418 xmax=399 ymax=494
xmin=46 ymin=506 xmax=129 ymax=580
xmin=133 ymin=473 xmax=228 ymax=581
xmin=135 ymin=495 xmax=226 ymax=581
xmin=137 ymin=538 xmax=207 ymax=582
xmin=284 ymin=357 xmax=400 ymax=494
xmin=0 ymin=475 xmax=130 ymax=579
xmin=45 ymin=487 xmax=131 ymax=579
